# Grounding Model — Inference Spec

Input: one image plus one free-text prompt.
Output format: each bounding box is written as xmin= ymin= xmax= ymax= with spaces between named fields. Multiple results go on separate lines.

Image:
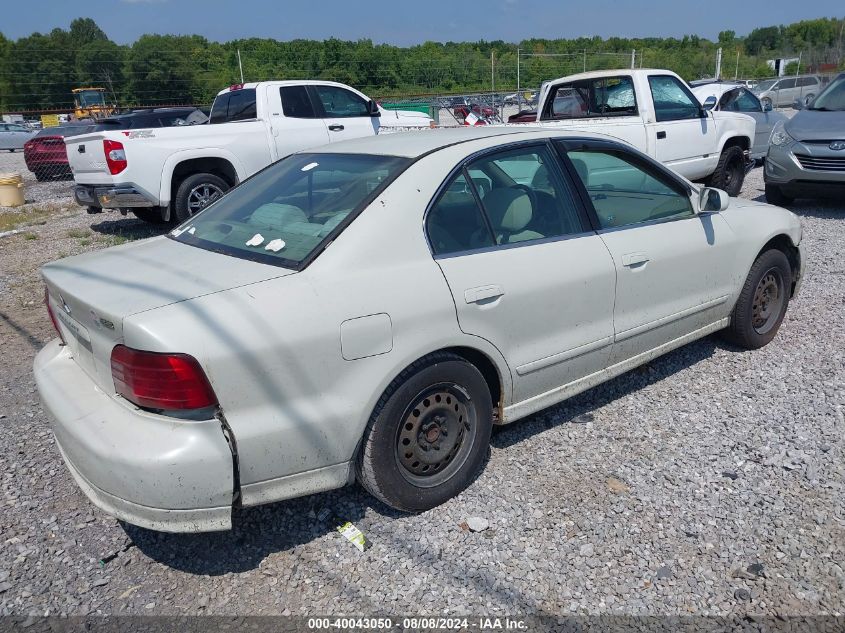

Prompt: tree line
xmin=1 ymin=17 xmax=843 ymax=113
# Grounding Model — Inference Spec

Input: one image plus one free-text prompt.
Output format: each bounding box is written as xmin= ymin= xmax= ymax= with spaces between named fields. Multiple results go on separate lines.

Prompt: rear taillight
xmin=110 ymin=345 xmax=218 ymax=411
xmin=103 ymin=139 xmax=127 ymax=175
xmin=44 ymin=288 xmax=65 ymax=344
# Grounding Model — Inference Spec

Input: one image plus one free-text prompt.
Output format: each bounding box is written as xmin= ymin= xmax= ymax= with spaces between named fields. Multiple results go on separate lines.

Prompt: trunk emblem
xmin=60 ymin=295 xmax=72 ymax=316
xmin=830 ymin=141 xmax=845 ymax=151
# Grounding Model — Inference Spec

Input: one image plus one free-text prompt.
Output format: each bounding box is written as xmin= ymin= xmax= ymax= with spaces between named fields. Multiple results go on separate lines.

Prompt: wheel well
xmin=441 ymin=346 xmax=504 ymax=421
xmin=724 ymin=136 xmax=750 ymax=152
xmin=760 ymin=234 xmax=800 ymax=296
xmin=170 ymin=157 xmax=238 ymax=204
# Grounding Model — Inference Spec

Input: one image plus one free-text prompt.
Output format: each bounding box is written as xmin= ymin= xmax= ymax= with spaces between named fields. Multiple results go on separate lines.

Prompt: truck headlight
xmin=770 ymin=120 xmax=794 ymax=147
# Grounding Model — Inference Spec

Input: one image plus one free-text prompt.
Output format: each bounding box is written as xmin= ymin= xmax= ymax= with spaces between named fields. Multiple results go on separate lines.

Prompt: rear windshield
xmin=169 ymin=153 xmax=410 ymax=268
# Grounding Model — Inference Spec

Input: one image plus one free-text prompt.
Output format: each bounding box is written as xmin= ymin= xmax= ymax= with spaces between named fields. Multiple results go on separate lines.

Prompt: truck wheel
xmin=173 ymin=173 xmax=229 ymax=223
xmin=722 ymin=249 xmax=791 ymax=349
xmin=356 ymin=352 xmax=493 ymax=512
xmin=764 ymin=184 xmax=794 ymax=206
xmin=709 ymin=145 xmax=745 ymax=197
xmin=132 ymin=208 xmax=168 ymax=224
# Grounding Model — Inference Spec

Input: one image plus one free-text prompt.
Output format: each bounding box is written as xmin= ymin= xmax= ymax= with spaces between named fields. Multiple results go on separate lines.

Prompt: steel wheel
xmin=395 ymin=383 xmax=478 ymax=488
xmin=187 ymin=183 xmax=223 ymax=215
xmin=751 ymin=268 xmax=785 ymax=335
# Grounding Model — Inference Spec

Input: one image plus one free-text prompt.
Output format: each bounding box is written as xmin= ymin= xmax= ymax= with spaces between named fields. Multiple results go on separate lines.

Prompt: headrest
xmin=484 ymin=188 xmax=533 ymax=232
xmin=250 ymin=203 xmax=308 ymax=228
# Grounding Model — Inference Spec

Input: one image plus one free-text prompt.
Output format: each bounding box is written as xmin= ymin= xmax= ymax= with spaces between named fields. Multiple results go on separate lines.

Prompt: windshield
xmin=755 ymin=80 xmax=777 ymax=92
xmin=810 ymin=75 xmax=845 ymax=111
xmin=77 ymin=90 xmax=106 ymax=107
xmin=170 ymin=153 xmax=410 ymax=268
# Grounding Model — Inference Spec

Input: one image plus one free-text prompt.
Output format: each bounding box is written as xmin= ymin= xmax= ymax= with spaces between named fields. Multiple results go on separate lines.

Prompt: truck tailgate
xmin=65 ymin=133 xmax=114 ymax=185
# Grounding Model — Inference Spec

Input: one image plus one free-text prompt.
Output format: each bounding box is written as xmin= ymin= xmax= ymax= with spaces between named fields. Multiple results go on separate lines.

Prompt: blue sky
xmin=2 ymin=0 xmax=842 ymax=45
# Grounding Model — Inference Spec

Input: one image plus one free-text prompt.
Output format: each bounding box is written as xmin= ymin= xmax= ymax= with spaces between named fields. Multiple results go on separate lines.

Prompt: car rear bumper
xmin=34 ymin=340 xmax=235 ymax=532
xmin=75 ymin=184 xmax=156 ymax=209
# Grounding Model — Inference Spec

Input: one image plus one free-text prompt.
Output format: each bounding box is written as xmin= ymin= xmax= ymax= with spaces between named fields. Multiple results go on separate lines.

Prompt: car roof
xmin=690 ymin=83 xmax=743 ymax=101
xmin=313 ymin=127 xmax=624 ymax=159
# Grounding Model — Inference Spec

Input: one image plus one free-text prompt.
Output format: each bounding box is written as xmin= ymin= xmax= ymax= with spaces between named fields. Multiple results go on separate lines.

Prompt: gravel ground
xmin=0 ymin=159 xmax=843 ymax=619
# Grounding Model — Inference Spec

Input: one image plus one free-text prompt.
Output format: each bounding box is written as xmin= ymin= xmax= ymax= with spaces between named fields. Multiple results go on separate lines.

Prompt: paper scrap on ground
xmin=336 ymin=521 xmax=368 ymax=552
xmin=245 ymin=233 xmax=264 ymax=247
xmin=265 ymin=238 xmax=286 ymax=252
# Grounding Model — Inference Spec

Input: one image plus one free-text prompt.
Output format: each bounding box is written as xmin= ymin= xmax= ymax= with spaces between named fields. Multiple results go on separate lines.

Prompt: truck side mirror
xmin=367 ymin=100 xmax=381 ymax=117
xmin=702 ymin=96 xmax=717 ymax=111
xmin=762 ymin=101 xmax=773 ymax=112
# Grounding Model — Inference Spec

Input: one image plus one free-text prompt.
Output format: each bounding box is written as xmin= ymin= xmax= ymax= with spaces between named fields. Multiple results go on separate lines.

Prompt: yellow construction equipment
xmin=72 ymin=87 xmax=115 ymax=119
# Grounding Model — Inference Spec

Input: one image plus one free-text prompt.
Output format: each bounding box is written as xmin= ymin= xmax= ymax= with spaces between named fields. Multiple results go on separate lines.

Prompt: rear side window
xmin=427 ymin=173 xmax=495 ymax=255
xmin=648 ymin=75 xmax=702 ymax=122
xmin=209 ymin=89 xmax=257 ymax=123
xmin=281 ymin=86 xmax=317 ymax=118
xmin=542 ymin=76 xmax=637 ymax=120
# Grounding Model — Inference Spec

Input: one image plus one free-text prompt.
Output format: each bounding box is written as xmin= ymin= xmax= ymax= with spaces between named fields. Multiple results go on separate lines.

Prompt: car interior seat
xmin=482 ymin=188 xmax=543 ymax=244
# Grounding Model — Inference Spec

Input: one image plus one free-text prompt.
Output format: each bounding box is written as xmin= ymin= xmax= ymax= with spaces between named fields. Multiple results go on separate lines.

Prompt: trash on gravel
xmin=607 ymin=477 xmax=630 ymax=493
xmin=466 ymin=517 xmax=489 ymax=532
xmin=0 ymin=230 xmax=22 ymax=239
xmin=336 ymin=520 xmax=368 ymax=552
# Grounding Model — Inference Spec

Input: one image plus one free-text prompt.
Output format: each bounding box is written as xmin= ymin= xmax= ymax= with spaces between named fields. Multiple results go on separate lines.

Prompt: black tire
xmin=356 ymin=352 xmax=493 ymax=512
xmin=33 ymin=171 xmax=49 ymax=182
xmin=709 ymin=145 xmax=745 ymax=196
xmin=804 ymin=93 xmax=815 ymax=105
xmin=764 ymin=184 xmax=794 ymax=206
xmin=722 ymin=249 xmax=792 ymax=350
xmin=173 ymin=173 xmax=229 ymax=223
xmin=132 ymin=207 xmax=168 ymax=224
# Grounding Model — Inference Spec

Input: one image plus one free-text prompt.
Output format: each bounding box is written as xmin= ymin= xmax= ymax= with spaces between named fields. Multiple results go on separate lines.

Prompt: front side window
xmin=542 ymin=76 xmax=636 ymax=120
xmin=720 ymin=89 xmax=762 ymax=113
xmin=567 ymin=149 xmax=693 ymax=229
xmin=171 ymin=153 xmax=409 ymax=268
xmin=314 ymin=86 xmax=369 ymax=118
xmin=281 ymin=86 xmax=317 ymax=118
xmin=648 ymin=75 xmax=702 ymax=122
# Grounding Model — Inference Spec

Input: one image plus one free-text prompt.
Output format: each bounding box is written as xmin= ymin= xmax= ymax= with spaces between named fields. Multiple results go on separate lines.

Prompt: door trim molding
xmin=515 ymin=336 xmax=612 ymax=376
xmin=614 ymin=295 xmax=729 ymax=343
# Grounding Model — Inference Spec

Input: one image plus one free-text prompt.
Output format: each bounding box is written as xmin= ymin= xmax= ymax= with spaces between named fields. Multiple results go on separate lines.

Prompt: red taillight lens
xmin=103 ymin=139 xmax=127 ymax=175
xmin=44 ymin=288 xmax=65 ymax=344
xmin=110 ymin=345 xmax=218 ymax=411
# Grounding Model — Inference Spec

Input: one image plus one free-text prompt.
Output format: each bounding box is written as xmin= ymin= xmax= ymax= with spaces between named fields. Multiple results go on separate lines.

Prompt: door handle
xmin=328 ymin=124 xmax=345 ymax=131
xmin=464 ymin=285 xmax=504 ymax=304
xmin=621 ymin=252 xmax=649 ymax=267
xmin=656 ymin=131 xmax=667 ymax=139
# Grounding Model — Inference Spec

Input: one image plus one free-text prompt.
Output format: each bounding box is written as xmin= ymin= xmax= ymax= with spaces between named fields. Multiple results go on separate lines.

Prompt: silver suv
xmin=755 ymin=75 xmax=822 ymax=108
xmin=764 ymin=73 xmax=845 ymax=204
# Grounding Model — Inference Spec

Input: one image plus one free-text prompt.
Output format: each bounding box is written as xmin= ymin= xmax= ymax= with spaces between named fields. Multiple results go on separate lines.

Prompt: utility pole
xmin=237 ymin=49 xmax=244 ymax=84
xmin=516 ymin=48 xmax=521 ymax=108
xmin=715 ymin=47 xmax=722 ymax=80
xmin=735 ymin=49 xmax=740 ymax=80
xmin=583 ymin=49 xmax=587 ymax=73
xmin=630 ymin=49 xmax=636 ymax=69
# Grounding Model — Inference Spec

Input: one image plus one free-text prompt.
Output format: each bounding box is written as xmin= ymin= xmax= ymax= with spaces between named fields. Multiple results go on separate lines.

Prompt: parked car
xmin=66 ymin=81 xmax=433 ymax=224
xmin=36 ymin=127 xmax=804 ymax=532
xmin=754 ymin=75 xmax=822 ymax=109
xmin=0 ymin=122 xmax=36 ymax=152
xmin=764 ymin=73 xmax=845 ymax=204
xmin=521 ymin=69 xmax=756 ymax=195
xmin=691 ymin=82 xmax=788 ymax=160
xmin=454 ymin=102 xmax=496 ymax=120
xmin=24 ymin=109 xmax=205 ymax=182
xmin=24 ymin=124 xmax=98 ymax=181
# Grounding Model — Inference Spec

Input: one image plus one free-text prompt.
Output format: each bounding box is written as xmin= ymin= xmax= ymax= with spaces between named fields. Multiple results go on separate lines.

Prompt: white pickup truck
xmin=520 ymin=69 xmax=756 ymax=195
xmin=67 ymin=81 xmax=432 ymax=223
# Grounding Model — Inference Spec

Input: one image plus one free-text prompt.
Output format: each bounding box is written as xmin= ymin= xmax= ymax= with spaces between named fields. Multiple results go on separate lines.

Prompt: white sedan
xmin=35 ymin=128 xmax=805 ymax=532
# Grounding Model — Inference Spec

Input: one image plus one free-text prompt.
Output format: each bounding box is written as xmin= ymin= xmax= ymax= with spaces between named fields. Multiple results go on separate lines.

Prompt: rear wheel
xmin=132 ymin=208 xmax=168 ymax=224
xmin=764 ymin=184 xmax=794 ymax=206
xmin=708 ymin=145 xmax=745 ymax=196
xmin=173 ymin=173 xmax=229 ymax=223
xmin=33 ymin=170 xmax=49 ymax=182
xmin=356 ymin=352 xmax=493 ymax=512
xmin=722 ymin=249 xmax=792 ymax=349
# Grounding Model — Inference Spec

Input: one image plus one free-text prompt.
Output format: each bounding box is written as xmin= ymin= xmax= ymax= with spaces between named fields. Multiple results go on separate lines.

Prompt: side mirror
xmin=702 ymin=96 xmax=717 ymax=111
xmin=762 ymin=101 xmax=773 ymax=112
xmin=367 ymin=100 xmax=381 ymax=117
xmin=699 ymin=187 xmax=730 ymax=213
xmin=791 ymin=98 xmax=804 ymax=111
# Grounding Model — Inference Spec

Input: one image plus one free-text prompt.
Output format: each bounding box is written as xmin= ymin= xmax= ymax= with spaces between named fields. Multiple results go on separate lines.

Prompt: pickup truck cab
xmin=521 ymin=69 xmax=756 ymax=195
xmin=67 ymin=81 xmax=432 ymax=223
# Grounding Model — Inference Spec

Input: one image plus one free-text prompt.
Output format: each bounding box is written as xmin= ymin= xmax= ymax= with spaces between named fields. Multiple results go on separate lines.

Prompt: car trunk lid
xmin=42 ymin=236 xmax=294 ymax=391
xmin=64 ymin=132 xmax=112 ymax=182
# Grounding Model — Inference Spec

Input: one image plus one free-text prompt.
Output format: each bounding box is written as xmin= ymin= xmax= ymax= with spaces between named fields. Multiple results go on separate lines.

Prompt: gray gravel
xmin=0 ymin=163 xmax=843 ymax=618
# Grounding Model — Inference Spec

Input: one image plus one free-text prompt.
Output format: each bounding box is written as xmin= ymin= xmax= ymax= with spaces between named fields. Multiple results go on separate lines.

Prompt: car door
xmin=562 ymin=140 xmax=740 ymax=366
xmin=719 ymin=88 xmax=770 ymax=158
xmin=268 ymin=85 xmax=330 ymax=158
xmin=774 ymin=78 xmax=796 ymax=107
xmin=310 ymin=84 xmax=378 ymax=142
xmin=645 ymin=74 xmax=717 ymax=180
xmin=428 ymin=141 xmax=617 ymax=405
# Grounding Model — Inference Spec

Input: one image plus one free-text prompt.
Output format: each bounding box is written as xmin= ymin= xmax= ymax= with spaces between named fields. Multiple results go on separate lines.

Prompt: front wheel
xmin=722 ymin=249 xmax=792 ymax=349
xmin=708 ymin=145 xmax=746 ymax=197
xmin=356 ymin=352 xmax=493 ymax=512
xmin=173 ymin=173 xmax=229 ymax=223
